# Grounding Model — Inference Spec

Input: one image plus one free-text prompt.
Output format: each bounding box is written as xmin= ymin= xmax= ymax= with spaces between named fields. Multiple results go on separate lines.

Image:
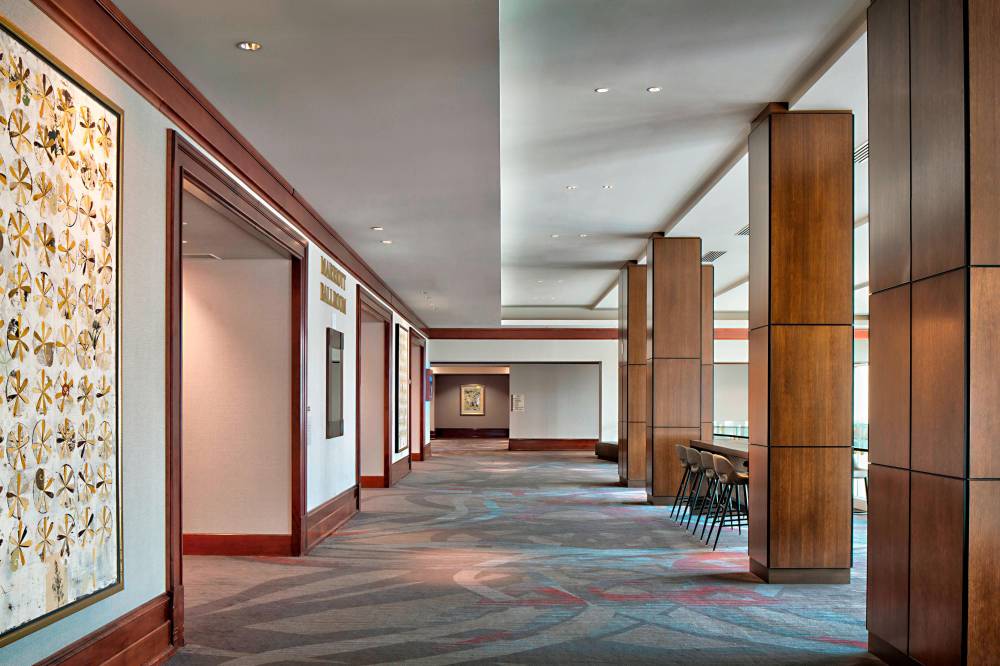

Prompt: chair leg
xmin=699 ymin=478 xmax=717 ymax=541
xmin=670 ymin=467 xmax=689 ymax=519
xmin=713 ymin=485 xmax=734 ymax=550
xmin=684 ymin=472 xmax=703 ymax=530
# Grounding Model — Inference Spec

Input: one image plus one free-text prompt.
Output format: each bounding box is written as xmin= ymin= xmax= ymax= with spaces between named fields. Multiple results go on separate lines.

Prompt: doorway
xmin=165 ymin=132 xmax=307 ymax=644
xmin=357 ymin=288 xmax=392 ymax=487
xmin=409 ymin=335 xmax=427 ymax=460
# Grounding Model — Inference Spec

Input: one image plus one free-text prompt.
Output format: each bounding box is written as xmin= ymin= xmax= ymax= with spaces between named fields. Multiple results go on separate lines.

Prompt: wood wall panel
xmin=970 ymin=268 xmax=1000 ymax=478
xmin=627 ymin=365 xmax=647 ymax=423
xmin=911 ymin=269 xmax=967 ymax=478
xmin=909 ymin=0 xmax=967 ymax=280
xmin=866 ymin=464 xmax=910 ymax=654
xmin=748 ymin=120 xmax=771 ymax=332
xmin=908 ymin=472 xmax=965 ymax=666
xmin=867 ymin=0 xmax=911 ymax=291
xmin=868 ymin=285 xmax=911 ymax=469
xmin=701 ymin=265 xmax=714 ymax=360
xmin=627 ymin=264 xmax=648 ymax=365
xmin=769 ymin=446 xmax=852 ymax=569
xmin=748 ymin=327 xmax=769 ymax=447
xmin=769 ymin=112 xmax=854 ymax=326
xmin=650 ymin=359 xmax=700 ymax=428
xmin=768 ymin=325 xmax=852 ymax=447
xmin=969 ymin=0 xmax=1000 ymax=266
xmin=649 ymin=237 xmax=702 ymax=359
xmin=748 ymin=444 xmax=769 ymax=565
xmin=968 ymin=479 xmax=1000 ymax=666
xmin=649 ymin=428 xmax=700 ymax=499
xmin=626 ymin=422 xmax=646 ymax=482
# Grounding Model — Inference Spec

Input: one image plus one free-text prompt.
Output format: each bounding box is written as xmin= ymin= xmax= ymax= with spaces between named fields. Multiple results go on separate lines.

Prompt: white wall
xmin=427 ymin=338 xmax=617 ymax=443
xmin=714 ymin=363 xmax=749 ymax=425
xmin=0 ymin=2 xmax=170 ymax=662
xmin=509 ymin=364 xmax=600 ymax=439
xmin=182 ymin=259 xmax=291 ymax=534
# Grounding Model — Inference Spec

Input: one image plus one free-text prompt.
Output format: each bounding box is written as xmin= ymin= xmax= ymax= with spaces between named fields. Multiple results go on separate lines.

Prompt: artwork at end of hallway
xmin=395 ymin=324 xmax=409 ymax=452
xmin=460 ymin=384 xmax=485 ymax=416
xmin=0 ymin=17 xmax=122 ymax=646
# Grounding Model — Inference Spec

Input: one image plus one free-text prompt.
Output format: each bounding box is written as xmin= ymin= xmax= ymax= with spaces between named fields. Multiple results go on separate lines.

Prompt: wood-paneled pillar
xmin=645 ymin=235 xmax=702 ymax=504
xmin=867 ymin=1 xmax=1000 ymax=663
xmin=618 ymin=262 xmax=647 ymax=487
xmin=701 ymin=265 xmax=714 ymax=440
xmin=747 ymin=107 xmax=854 ymax=584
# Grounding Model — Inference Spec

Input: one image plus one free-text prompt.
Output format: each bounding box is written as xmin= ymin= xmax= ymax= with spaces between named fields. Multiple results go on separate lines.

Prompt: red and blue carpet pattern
xmin=172 ymin=439 xmax=877 ymax=665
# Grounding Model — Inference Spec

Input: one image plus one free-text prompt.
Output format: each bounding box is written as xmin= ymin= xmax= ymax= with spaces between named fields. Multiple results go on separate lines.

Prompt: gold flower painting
xmin=0 ymin=19 xmax=121 ymax=645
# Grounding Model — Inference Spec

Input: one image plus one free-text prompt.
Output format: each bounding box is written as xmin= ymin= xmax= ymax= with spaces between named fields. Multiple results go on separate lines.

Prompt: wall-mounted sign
xmin=320 ymin=282 xmax=347 ymax=313
xmin=511 ymin=393 xmax=526 ymax=412
xmin=320 ymin=256 xmax=347 ymax=290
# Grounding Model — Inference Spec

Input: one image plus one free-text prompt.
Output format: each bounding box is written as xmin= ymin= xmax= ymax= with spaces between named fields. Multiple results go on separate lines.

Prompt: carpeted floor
xmin=171 ymin=439 xmax=878 ymax=665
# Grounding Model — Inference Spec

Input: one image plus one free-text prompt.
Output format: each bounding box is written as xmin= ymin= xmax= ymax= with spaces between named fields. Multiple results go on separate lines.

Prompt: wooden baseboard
xmin=435 ymin=427 xmax=509 ymax=439
xmin=182 ymin=533 xmax=293 ymax=556
xmin=389 ymin=456 xmax=411 ymax=485
xmin=304 ymin=486 xmax=358 ymax=552
xmin=35 ymin=593 xmax=174 ymax=666
xmin=361 ymin=475 xmax=386 ymax=488
xmin=508 ymin=438 xmax=598 ymax=451
xmin=749 ymin=558 xmax=851 ymax=584
xmin=411 ymin=450 xmax=424 ymax=461
xmin=595 ymin=441 xmax=618 ymax=461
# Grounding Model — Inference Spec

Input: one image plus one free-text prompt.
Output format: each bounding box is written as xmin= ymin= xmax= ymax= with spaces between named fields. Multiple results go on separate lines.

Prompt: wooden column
xmin=867 ymin=1 xmax=1000 ymax=663
xmin=701 ymin=265 xmax=714 ymax=440
xmin=618 ymin=262 xmax=647 ymax=487
xmin=747 ymin=108 xmax=854 ymax=584
xmin=646 ymin=235 xmax=702 ymax=504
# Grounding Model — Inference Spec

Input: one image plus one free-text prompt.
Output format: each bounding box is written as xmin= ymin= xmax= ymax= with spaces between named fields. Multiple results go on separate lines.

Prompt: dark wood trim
xmin=508 ymin=438 xmax=599 ymax=451
xmin=435 ymin=427 xmax=510 ymax=439
xmin=595 ymin=441 xmax=619 ymax=462
xmin=357 ymin=287 xmax=393 ymax=492
xmin=34 ymin=594 xmax=174 ymax=666
xmin=428 ymin=328 xmax=616 ymax=340
xmin=165 ymin=131 xmax=308 ymax=650
xmin=868 ymin=632 xmax=920 ymax=666
xmin=360 ymin=475 xmax=386 ymax=489
xmin=30 ymin=0 xmax=427 ymax=333
xmin=182 ymin=534 xmax=293 ymax=557
xmin=410 ymin=334 xmax=427 ymax=461
xmin=389 ymin=456 xmax=411 ymax=485
xmin=748 ymin=558 xmax=851 ymax=584
xmin=304 ymin=486 xmax=358 ymax=552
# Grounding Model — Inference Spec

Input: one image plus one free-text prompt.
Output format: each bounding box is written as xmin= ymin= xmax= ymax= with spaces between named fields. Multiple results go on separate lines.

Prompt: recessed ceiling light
xmin=602 ymin=184 xmax=614 ymax=190
xmin=579 ymin=233 xmax=589 ymax=238
xmin=381 ymin=239 xmax=393 ymax=245
xmin=565 ymin=185 xmax=577 ymax=191
xmin=182 ymin=240 xmax=188 ymax=244
xmin=371 ymin=226 xmax=384 ymax=231
xmin=646 ymin=86 xmax=662 ymax=93
xmin=594 ymin=87 xmax=610 ymax=93
xmin=550 ymin=234 xmax=560 ymax=239
xmin=236 ymin=40 xmax=262 ymax=52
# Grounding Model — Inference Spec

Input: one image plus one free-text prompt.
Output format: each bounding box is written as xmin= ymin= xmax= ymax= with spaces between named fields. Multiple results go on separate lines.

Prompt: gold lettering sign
xmin=321 ymin=257 xmax=347 ymax=290
xmin=321 ymin=283 xmax=347 ymax=313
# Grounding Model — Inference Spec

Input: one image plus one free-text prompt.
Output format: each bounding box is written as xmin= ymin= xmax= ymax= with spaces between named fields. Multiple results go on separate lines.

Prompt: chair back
xmin=713 ymin=454 xmax=738 ymax=483
xmin=699 ymin=451 xmax=716 ymax=477
xmin=675 ymin=444 xmax=689 ymax=464
xmin=684 ymin=447 xmax=702 ymax=472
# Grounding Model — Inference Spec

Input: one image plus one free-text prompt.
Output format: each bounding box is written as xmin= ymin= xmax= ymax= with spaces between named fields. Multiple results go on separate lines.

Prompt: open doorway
xmin=165 ymin=133 xmax=307 ymax=644
xmin=409 ymin=335 xmax=427 ymax=460
xmin=357 ymin=289 xmax=393 ymax=487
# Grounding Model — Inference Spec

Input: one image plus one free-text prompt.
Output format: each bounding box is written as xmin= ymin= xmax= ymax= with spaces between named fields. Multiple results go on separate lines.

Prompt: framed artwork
xmin=0 ymin=16 xmax=123 ymax=646
xmin=460 ymin=384 xmax=485 ymax=416
xmin=395 ymin=324 xmax=409 ymax=452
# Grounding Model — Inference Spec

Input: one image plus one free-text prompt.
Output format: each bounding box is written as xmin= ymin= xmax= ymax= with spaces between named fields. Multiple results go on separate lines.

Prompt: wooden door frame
xmin=357 ymin=286 xmax=393 ymax=489
xmin=165 ymin=131 xmax=308 ymax=647
xmin=410 ymin=334 xmax=427 ymax=461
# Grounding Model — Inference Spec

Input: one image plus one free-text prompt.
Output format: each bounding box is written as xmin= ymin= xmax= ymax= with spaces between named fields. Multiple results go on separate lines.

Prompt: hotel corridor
xmin=172 ymin=441 xmax=875 ymax=665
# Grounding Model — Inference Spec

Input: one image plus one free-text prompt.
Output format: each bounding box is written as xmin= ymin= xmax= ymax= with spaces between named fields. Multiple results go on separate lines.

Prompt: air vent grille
xmin=701 ymin=250 xmax=727 ymax=263
xmin=735 ymin=224 xmax=750 ymax=237
xmin=854 ymin=141 xmax=869 ymax=164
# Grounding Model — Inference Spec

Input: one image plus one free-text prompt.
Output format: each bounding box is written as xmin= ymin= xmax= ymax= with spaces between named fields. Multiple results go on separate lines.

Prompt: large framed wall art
xmin=0 ymin=16 xmax=122 ymax=646
xmin=395 ymin=324 xmax=409 ymax=452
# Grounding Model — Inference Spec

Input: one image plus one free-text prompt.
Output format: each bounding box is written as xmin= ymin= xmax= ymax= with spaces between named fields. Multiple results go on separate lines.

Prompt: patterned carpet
xmin=171 ymin=439 xmax=878 ymax=665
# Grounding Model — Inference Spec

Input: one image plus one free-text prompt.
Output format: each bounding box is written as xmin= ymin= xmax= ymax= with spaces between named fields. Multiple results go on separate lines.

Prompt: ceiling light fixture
xmin=381 ymin=239 xmax=393 ymax=245
xmin=536 ymin=280 xmax=544 ymax=284
xmin=602 ymin=184 xmax=613 ymax=190
xmin=551 ymin=234 xmax=560 ymax=239
xmin=565 ymin=185 xmax=577 ymax=191
xmin=371 ymin=226 xmax=384 ymax=231
xmin=594 ymin=87 xmax=609 ymax=93
xmin=579 ymin=233 xmax=589 ymax=238
xmin=646 ymin=86 xmax=662 ymax=93
xmin=236 ymin=40 xmax=262 ymax=52
xmin=182 ymin=240 xmax=188 ymax=244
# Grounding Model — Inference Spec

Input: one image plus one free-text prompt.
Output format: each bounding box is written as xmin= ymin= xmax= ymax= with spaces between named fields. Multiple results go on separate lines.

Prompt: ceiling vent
xmin=183 ymin=253 xmax=222 ymax=260
xmin=735 ymin=224 xmax=750 ymax=237
xmin=854 ymin=141 xmax=869 ymax=164
xmin=701 ymin=250 xmax=727 ymax=263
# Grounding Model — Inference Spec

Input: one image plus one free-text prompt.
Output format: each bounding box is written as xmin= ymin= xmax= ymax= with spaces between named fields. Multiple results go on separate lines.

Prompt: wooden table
xmin=689 ymin=438 xmax=749 ymax=460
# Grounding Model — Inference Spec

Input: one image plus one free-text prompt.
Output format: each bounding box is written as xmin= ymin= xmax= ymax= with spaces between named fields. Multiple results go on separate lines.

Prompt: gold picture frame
xmin=0 ymin=14 xmax=124 ymax=647
xmin=460 ymin=384 xmax=485 ymax=416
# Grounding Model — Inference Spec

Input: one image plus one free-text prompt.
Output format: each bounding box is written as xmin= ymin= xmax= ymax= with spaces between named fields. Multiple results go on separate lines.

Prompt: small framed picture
xmin=460 ymin=383 xmax=485 ymax=416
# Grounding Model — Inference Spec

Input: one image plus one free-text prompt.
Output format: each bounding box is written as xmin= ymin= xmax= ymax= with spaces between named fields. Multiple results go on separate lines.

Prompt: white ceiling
xmin=116 ymin=0 xmax=868 ymax=326
xmin=116 ymin=0 xmax=501 ymax=327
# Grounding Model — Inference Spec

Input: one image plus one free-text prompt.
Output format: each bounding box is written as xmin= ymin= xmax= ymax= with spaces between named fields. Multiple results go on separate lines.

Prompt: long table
xmin=689 ymin=438 xmax=749 ymax=460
